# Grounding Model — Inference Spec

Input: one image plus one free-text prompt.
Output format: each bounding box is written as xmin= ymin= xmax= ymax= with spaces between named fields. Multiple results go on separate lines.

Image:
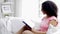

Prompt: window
xmin=1 ymin=0 xmax=15 ymax=17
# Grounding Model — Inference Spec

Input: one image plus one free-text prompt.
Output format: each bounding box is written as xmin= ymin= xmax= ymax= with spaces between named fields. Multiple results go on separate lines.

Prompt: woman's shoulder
xmin=48 ymin=16 xmax=57 ymax=21
xmin=42 ymin=16 xmax=57 ymax=20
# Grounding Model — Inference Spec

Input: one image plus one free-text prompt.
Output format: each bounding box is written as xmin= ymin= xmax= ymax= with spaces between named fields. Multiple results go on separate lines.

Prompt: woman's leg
xmin=16 ymin=26 xmax=25 ymax=34
xmin=22 ymin=30 xmax=34 ymax=34
xmin=16 ymin=25 xmax=32 ymax=34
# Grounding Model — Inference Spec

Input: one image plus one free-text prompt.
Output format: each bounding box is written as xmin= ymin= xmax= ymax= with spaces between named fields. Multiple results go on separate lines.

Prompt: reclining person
xmin=16 ymin=1 xmax=58 ymax=34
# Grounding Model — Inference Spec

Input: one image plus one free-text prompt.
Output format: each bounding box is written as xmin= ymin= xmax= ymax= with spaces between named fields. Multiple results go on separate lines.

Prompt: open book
xmin=22 ymin=18 xmax=35 ymax=30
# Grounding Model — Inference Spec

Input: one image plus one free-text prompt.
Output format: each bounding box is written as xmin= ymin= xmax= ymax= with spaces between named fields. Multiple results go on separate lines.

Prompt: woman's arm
xmin=32 ymin=28 xmax=46 ymax=34
xmin=49 ymin=19 xmax=58 ymax=26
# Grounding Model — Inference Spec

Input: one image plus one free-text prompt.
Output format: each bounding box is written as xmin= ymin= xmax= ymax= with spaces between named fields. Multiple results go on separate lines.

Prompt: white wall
xmin=0 ymin=0 xmax=4 ymax=3
xmin=15 ymin=0 xmax=22 ymax=17
xmin=0 ymin=0 xmax=4 ymax=18
xmin=22 ymin=0 xmax=39 ymax=21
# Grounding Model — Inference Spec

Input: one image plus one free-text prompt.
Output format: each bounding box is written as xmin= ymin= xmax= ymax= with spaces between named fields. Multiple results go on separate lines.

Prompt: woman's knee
xmin=22 ymin=30 xmax=34 ymax=34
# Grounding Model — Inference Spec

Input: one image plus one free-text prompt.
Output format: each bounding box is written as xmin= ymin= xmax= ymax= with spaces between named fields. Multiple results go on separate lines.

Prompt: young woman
xmin=17 ymin=1 xmax=58 ymax=34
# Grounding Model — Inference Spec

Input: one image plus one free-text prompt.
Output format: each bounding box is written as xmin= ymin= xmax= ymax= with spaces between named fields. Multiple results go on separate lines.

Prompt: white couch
xmin=0 ymin=17 xmax=25 ymax=34
xmin=8 ymin=17 xmax=25 ymax=34
xmin=1 ymin=17 xmax=60 ymax=34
